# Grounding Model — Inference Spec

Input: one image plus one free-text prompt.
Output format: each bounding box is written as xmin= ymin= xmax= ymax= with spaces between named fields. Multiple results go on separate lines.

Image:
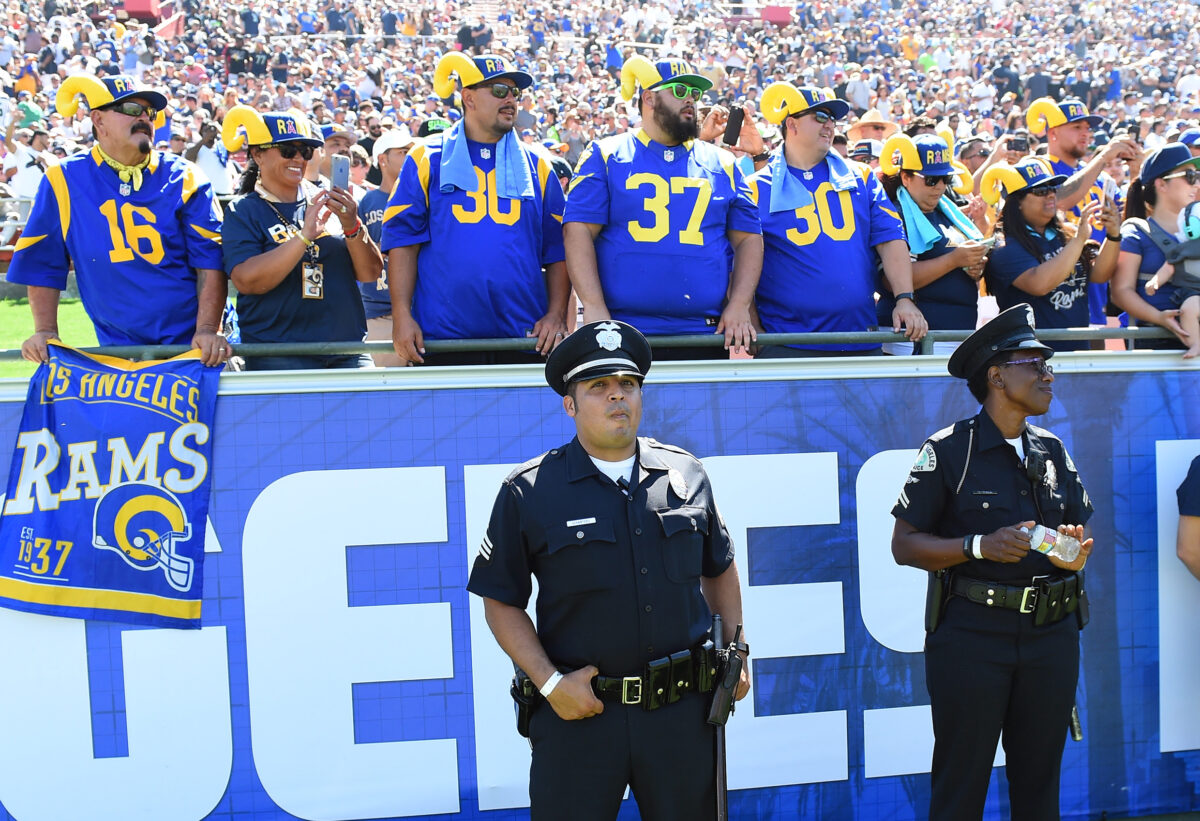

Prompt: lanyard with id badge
xmin=259 ymin=194 xmax=325 ymax=300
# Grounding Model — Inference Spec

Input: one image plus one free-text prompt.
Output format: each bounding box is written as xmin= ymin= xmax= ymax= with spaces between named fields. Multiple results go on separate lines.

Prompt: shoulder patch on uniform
xmin=643 ymin=437 xmax=696 ymax=459
xmin=925 ymin=422 xmax=959 ymax=443
xmin=912 ymin=441 xmax=938 ymax=472
xmin=505 ymin=451 xmax=550 ymax=481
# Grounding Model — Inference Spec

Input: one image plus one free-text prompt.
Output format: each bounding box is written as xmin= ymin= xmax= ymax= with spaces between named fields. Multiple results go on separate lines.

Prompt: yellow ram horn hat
xmin=55 ymin=75 xmax=113 ymax=117
xmin=1026 ymin=97 xmax=1064 ymax=137
xmin=619 ymin=55 xmax=663 ymax=102
xmin=434 ymin=52 xmax=485 ymax=99
xmin=880 ymin=133 xmax=920 ymax=175
xmin=221 ymin=105 xmax=273 ymax=152
xmin=950 ymin=160 xmax=973 ymax=196
xmin=981 ymin=163 xmax=1032 ymax=205
xmin=760 ymin=82 xmax=803 ymax=125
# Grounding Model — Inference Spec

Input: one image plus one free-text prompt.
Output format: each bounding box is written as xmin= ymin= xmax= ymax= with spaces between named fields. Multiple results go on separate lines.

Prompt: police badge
xmin=594 ymin=321 xmax=622 ymax=351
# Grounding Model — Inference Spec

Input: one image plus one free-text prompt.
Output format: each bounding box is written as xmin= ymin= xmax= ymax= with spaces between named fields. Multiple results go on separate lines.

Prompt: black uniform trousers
xmin=528 ymin=690 xmax=715 ymax=821
xmin=925 ymin=597 xmax=1079 ymax=821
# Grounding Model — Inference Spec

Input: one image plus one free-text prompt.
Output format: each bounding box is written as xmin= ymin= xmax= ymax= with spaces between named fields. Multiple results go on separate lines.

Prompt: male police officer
xmin=891 ymin=304 xmax=1093 ymax=820
xmin=467 ymin=320 xmax=749 ymax=820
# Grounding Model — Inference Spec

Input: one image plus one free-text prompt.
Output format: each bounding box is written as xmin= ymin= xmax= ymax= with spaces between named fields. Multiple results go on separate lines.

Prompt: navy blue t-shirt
xmin=1178 ymin=455 xmax=1200 ymax=516
xmin=357 ymin=187 xmax=391 ymax=319
xmin=223 ymin=192 xmax=367 ymax=344
xmin=878 ymin=208 xmax=978 ymax=333
xmin=985 ymin=227 xmax=1089 ymax=351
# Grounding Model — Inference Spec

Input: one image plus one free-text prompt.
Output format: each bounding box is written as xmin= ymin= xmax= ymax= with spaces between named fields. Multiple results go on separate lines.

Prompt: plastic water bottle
xmin=1022 ymin=524 xmax=1081 ymax=563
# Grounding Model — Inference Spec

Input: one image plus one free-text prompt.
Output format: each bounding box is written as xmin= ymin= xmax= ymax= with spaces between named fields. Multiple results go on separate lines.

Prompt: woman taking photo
xmin=878 ymin=132 xmax=988 ymax=354
xmin=221 ymin=106 xmax=383 ymax=370
xmin=1111 ymin=142 xmax=1200 ymax=352
xmin=982 ymin=157 xmax=1120 ymax=351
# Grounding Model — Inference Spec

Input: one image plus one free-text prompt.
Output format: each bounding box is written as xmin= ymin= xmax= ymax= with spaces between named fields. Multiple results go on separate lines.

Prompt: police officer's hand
xmin=20 ymin=330 xmax=60 ymax=364
xmin=1047 ymin=523 xmax=1092 ymax=572
xmin=980 ymin=520 xmax=1036 ymax=562
xmin=892 ymin=298 xmax=928 ymax=341
xmin=546 ymin=666 xmax=604 ymax=721
xmin=392 ymin=312 xmax=426 ymax=365
xmin=734 ymin=655 xmax=750 ymax=701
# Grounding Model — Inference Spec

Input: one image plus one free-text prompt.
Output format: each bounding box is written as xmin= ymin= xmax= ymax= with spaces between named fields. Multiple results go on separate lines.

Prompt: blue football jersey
xmin=749 ymin=155 xmax=904 ymax=351
xmin=6 ymin=149 xmax=224 ymax=347
xmin=358 ymin=186 xmax=391 ymax=319
xmin=564 ymin=129 xmax=761 ymax=335
xmin=379 ymin=133 xmax=565 ymax=340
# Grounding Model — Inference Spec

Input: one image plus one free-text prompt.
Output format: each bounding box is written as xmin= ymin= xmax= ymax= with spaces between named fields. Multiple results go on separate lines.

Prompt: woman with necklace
xmin=221 ymin=106 xmax=383 ymax=371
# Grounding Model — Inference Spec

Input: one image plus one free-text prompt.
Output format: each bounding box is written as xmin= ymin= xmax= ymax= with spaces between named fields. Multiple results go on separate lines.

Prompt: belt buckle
xmin=1019 ymin=585 xmax=1038 ymax=614
xmin=621 ymin=676 xmax=642 ymax=705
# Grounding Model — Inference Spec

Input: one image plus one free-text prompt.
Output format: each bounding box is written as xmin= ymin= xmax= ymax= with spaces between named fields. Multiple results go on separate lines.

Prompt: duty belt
xmin=951 ymin=574 xmax=1082 ymax=626
xmin=591 ymin=644 xmax=718 ymax=712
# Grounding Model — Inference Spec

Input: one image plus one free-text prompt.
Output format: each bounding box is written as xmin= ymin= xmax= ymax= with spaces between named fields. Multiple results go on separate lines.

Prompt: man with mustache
xmin=381 ymin=54 xmax=568 ymax=365
xmin=7 ymin=74 xmax=229 ymax=366
xmin=468 ymin=319 xmax=750 ymax=820
xmin=565 ymin=58 xmax=763 ymax=359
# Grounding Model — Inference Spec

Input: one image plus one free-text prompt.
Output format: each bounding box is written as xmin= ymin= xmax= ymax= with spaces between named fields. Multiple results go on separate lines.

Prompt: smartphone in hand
xmin=329 ymin=153 xmax=350 ymax=191
xmin=723 ymin=106 xmax=744 ymax=147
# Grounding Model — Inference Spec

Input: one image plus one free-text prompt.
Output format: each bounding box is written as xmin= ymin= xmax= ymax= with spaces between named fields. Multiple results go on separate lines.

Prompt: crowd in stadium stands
xmin=5 ymin=0 xmax=1200 ymax=367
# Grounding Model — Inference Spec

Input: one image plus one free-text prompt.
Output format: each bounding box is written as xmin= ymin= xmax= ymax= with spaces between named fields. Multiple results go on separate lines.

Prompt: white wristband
xmin=539 ymin=671 xmax=564 ymax=698
xmin=971 ymin=534 xmax=985 ymax=560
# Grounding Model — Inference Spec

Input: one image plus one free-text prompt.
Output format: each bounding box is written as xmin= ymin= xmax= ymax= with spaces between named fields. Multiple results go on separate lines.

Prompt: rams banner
xmin=0 ymin=343 xmax=219 ymax=629
xmin=0 ymin=357 xmax=1196 ymax=820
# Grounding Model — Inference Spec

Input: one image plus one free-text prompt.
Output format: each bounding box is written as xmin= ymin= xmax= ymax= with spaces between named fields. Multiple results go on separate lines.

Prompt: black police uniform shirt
xmin=877 ymin=208 xmax=979 ymax=333
xmin=1177 ymin=455 xmax=1200 ymax=516
xmin=985 ymin=227 xmax=1090 ymax=351
xmin=892 ymin=411 xmax=1093 ymax=585
xmin=467 ymin=436 xmax=734 ymax=677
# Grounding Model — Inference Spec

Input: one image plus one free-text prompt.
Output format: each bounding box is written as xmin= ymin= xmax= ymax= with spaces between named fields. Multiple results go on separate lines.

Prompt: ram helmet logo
xmin=92 ymin=482 xmax=195 ymax=592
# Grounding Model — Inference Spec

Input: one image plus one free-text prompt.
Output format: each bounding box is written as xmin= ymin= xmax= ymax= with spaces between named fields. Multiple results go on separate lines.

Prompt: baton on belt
xmin=708 ymin=614 xmax=744 ymax=821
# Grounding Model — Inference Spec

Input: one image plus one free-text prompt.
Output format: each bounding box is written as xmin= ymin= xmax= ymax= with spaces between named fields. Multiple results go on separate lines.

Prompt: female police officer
xmin=890 ymin=304 xmax=1093 ymax=821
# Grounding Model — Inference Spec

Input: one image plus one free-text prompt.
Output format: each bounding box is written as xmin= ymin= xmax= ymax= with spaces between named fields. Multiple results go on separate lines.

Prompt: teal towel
xmin=438 ymin=122 xmax=535 ymax=200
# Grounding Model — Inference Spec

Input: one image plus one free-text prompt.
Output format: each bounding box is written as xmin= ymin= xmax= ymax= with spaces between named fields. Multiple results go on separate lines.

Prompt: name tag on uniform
xmin=566 ymin=517 xmax=596 ymax=527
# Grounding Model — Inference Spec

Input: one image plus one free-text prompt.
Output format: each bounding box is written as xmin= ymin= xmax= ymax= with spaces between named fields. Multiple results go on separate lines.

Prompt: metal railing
xmin=0 ymin=326 xmax=1177 ymax=363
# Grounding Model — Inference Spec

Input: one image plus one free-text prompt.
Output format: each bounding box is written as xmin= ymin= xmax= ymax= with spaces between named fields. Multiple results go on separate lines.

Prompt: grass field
xmin=0 ymin=298 xmax=97 ymax=380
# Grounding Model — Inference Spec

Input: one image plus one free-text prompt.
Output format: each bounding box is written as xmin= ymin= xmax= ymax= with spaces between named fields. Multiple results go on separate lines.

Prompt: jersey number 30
xmin=99 ymin=199 xmax=166 ymax=265
xmin=786 ymin=183 xmax=856 ymax=246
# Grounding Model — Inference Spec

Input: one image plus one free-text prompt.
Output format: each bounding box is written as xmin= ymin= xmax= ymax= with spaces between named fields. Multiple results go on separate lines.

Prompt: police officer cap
xmin=947 ymin=304 xmax=1054 ymax=380
xmin=545 ymin=321 xmax=653 ymax=396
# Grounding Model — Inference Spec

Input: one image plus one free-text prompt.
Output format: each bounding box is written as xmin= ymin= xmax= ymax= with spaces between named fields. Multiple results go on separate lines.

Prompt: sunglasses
xmin=479 ymin=82 xmax=522 ymax=100
xmin=1164 ymin=168 xmax=1200 ymax=184
xmin=1025 ymin=184 xmax=1060 ymax=198
xmin=795 ymin=109 xmax=835 ymax=124
xmin=351 ymin=159 xmax=367 ymax=167
xmin=266 ymin=143 xmax=314 ymax=160
xmin=915 ymin=172 xmax=954 ymax=187
xmin=104 ymin=101 xmax=158 ymax=120
xmin=658 ymin=83 xmax=704 ymax=101
xmin=997 ymin=357 xmax=1054 ymax=377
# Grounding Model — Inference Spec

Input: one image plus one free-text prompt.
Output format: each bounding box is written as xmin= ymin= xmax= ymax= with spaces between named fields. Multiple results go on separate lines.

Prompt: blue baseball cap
xmin=1139 ymin=142 xmax=1200 ymax=185
xmin=1178 ymin=128 xmax=1200 ymax=147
